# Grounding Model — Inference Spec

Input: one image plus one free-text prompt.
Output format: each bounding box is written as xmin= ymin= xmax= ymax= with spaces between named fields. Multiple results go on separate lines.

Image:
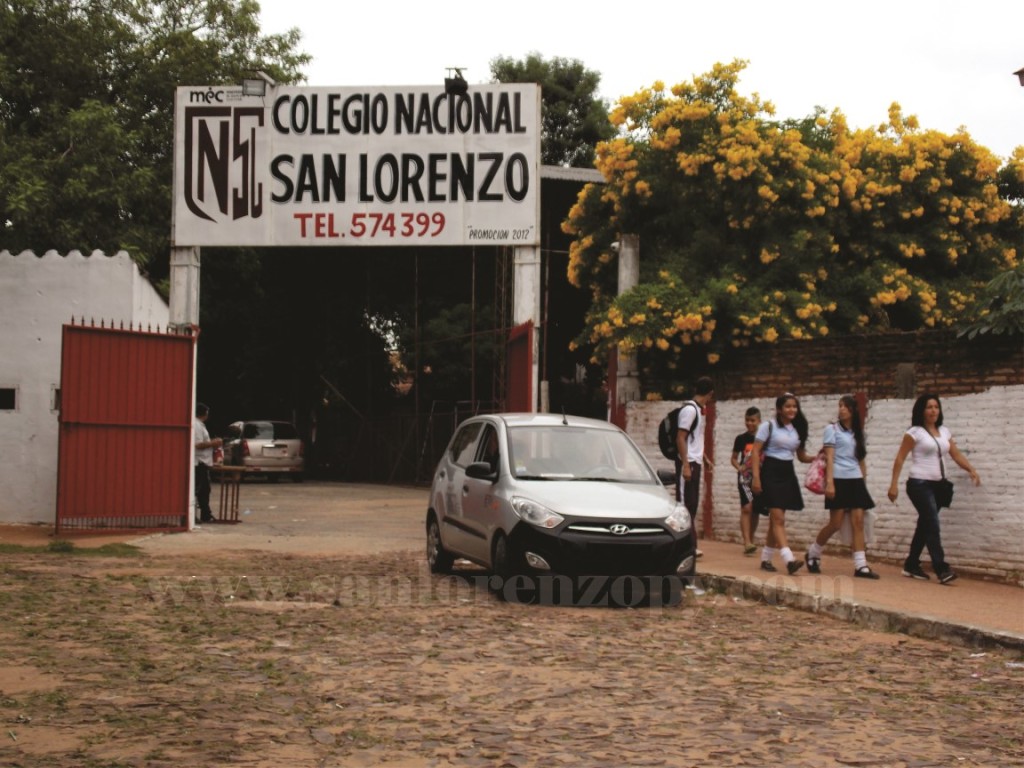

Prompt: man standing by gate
xmin=194 ymin=403 xmax=222 ymax=524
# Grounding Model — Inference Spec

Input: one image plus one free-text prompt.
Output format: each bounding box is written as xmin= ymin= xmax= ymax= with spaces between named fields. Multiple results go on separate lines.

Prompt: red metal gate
xmin=506 ymin=321 xmax=533 ymax=412
xmin=55 ymin=320 xmax=196 ymax=533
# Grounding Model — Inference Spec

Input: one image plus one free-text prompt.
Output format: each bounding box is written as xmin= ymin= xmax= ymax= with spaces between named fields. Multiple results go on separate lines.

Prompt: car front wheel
xmin=491 ymin=532 xmax=536 ymax=603
xmin=426 ymin=513 xmax=454 ymax=574
xmin=491 ymin=532 xmax=513 ymax=579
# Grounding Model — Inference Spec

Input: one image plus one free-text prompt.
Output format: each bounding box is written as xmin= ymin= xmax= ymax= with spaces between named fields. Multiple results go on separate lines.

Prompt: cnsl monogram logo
xmin=183 ymin=106 xmax=265 ymax=223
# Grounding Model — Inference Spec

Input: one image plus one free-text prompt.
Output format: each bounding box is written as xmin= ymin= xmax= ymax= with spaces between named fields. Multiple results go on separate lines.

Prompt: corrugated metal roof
xmin=540 ymin=165 xmax=605 ymax=183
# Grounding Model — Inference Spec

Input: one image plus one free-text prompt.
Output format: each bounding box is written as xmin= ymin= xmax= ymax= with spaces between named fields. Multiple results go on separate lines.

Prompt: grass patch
xmin=0 ymin=541 xmax=143 ymax=557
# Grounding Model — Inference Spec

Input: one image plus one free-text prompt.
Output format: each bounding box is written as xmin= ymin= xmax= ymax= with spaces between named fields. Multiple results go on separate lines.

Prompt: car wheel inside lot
xmin=426 ymin=513 xmax=454 ymax=574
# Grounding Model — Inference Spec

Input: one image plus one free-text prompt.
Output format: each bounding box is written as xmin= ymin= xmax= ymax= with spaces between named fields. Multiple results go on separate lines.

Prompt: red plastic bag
xmin=804 ymin=451 xmax=826 ymax=495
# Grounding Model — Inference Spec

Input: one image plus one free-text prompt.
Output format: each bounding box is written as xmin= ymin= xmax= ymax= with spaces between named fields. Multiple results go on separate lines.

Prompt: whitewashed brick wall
xmin=627 ymin=386 xmax=1024 ymax=584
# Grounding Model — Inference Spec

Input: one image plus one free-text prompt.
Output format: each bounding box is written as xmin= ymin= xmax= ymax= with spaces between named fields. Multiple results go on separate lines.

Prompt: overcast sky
xmin=256 ymin=0 xmax=1022 ymax=162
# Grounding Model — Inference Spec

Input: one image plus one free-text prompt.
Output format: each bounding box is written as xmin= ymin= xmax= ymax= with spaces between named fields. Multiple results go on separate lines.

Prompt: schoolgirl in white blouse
xmin=807 ymin=395 xmax=878 ymax=579
xmin=750 ymin=393 xmax=814 ymax=575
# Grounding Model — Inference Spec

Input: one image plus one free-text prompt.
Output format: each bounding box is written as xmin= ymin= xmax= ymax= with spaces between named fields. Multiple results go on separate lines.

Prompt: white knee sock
xmin=808 ymin=541 xmax=823 ymax=560
xmin=780 ymin=546 xmax=795 ymax=564
xmin=761 ymin=547 xmax=776 ymax=562
xmin=854 ymin=551 xmax=868 ymax=570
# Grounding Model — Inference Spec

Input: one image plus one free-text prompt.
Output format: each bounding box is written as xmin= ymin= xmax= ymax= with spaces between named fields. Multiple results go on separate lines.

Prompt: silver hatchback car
xmin=426 ymin=413 xmax=696 ymax=599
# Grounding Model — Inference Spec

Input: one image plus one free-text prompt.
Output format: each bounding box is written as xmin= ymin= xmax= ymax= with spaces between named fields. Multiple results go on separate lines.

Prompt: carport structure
xmin=168 ymin=81 xmax=603 ymax=514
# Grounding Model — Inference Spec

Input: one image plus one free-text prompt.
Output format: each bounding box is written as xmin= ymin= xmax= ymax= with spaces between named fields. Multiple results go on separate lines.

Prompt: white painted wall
xmin=627 ymin=387 xmax=1024 ymax=584
xmin=0 ymin=250 xmax=169 ymax=524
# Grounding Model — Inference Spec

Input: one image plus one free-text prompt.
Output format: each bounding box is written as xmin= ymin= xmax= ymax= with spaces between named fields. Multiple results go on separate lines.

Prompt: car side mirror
xmin=466 ymin=461 xmax=497 ymax=481
xmin=657 ymin=468 xmax=676 ymax=487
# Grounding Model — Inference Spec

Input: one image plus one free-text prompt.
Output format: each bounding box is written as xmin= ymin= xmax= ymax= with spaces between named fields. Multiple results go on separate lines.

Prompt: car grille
xmin=511 ymin=520 xmax=689 ymax=576
xmin=565 ymin=523 xmax=666 ymax=536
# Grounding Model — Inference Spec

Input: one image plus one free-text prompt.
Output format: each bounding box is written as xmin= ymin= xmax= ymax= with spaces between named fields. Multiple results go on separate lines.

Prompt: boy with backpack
xmin=658 ymin=376 xmax=714 ymax=557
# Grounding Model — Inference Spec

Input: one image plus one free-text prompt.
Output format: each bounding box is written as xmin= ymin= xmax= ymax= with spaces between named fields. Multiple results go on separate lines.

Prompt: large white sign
xmin=172 ymin=84 xmax=541 ymax=247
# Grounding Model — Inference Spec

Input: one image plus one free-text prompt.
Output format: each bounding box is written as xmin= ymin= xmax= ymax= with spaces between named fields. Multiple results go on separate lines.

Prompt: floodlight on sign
xmin=241 ymin=78 xmax=266 ymax=97
xmin=444 ymin=67 xmax=468 ymax=96
xmin=241 ymin=70 xmax=277 ymax=97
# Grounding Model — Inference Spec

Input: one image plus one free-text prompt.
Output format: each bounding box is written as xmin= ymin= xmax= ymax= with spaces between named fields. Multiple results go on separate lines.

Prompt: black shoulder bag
xmin=930 ymin=433 xmax=954 ymax=509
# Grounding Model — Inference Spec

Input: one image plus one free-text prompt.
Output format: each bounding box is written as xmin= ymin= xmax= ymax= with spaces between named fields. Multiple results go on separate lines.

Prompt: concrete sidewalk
xmin=694 ymin=538 xmax=1024 ymax=650
xmin=6 ymin=481 xmax=1023 ymax=650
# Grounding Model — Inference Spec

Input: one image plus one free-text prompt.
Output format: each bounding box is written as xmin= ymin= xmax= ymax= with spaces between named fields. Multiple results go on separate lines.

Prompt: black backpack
xmin=657 ymin=401 xmax=699 ymax=460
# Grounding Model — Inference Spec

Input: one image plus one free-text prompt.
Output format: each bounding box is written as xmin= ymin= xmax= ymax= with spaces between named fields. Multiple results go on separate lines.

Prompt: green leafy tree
xmin=490 ymin=52 xmax=615 ymax=168
xmin=956 ymin=262 xmax=1024 ymax=339
xmin=562 ymin=61 xmax=1022 ymax=392
xmin=0 ymin=0 xmax=308 ymax=275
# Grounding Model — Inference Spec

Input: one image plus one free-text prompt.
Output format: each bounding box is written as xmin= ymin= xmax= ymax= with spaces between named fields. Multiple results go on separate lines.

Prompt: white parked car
xmin=426 ymin=413 xmax=696 ymax=602
xmin=224 ymin=420 xmax=305 ymax=482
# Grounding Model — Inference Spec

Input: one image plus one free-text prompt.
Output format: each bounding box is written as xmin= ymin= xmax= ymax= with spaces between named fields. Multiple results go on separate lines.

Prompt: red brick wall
xmin=704 ymin=330 xmax=1023 ymax=401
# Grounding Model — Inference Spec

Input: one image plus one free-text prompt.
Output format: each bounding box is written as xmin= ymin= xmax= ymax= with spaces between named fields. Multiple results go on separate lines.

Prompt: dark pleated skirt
xmin=825 ymin=477 xmax=875 ymax=510
xmin=760 ymin=456 xmax=804 ymax=511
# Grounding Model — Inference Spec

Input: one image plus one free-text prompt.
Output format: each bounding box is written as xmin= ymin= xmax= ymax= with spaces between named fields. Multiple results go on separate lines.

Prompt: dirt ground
xmin=2 ymin=541 xmax=1023 ymax=767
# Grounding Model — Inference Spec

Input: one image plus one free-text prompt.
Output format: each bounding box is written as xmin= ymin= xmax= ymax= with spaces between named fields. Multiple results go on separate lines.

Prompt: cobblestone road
xmin=1 ymin=547 xmax=1022 ymax=767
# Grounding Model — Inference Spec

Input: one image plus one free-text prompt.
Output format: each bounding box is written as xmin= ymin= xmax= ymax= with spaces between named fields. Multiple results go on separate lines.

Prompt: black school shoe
xmin=760 ymin=561 xmax=777 ymax=572
xmin=807 ymin=557 xmax=821 ymax=574
xmin=854 ymin=566 xmax=880 ymax=580
xmin=938 ymin=570 xmax=959 ymax=585
xmin=786 ymin=559 xmax=805 ymax=575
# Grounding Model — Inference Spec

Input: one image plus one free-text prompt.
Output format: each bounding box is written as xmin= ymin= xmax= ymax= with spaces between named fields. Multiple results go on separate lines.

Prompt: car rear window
xmin=242 ymin=422 xmax=298 ymax=440
xmin=271 ymin=423 xmax=299 ymax=439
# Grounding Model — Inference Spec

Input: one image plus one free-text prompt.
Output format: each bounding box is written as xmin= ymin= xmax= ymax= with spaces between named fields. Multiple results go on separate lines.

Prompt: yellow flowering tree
xmin=563 ymin=61 xmax=1021 ymax=389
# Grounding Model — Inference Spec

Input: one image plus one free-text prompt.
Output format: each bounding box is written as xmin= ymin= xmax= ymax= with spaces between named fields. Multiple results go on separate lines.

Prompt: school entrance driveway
xmin=140 ymin=481 xmax=429 ymax=556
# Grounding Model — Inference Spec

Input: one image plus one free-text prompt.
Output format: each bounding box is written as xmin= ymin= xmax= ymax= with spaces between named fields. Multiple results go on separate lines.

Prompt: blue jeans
xmin=905 ymin=478 xmax=948 ymax=574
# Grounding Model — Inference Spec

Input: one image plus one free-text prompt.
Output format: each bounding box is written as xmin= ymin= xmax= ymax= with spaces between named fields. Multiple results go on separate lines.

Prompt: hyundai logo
xmin=609 ymin=524 xmax=630 ymax=535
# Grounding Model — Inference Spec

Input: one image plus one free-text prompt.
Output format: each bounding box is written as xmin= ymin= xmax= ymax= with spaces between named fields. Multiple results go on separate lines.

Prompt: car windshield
xmin=507 ymin=425 xmax=656 ymax=483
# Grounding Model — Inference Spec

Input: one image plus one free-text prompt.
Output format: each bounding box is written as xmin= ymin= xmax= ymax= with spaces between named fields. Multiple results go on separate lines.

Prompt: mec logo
xmin=183 ymin=105 xmax=265 ymax=222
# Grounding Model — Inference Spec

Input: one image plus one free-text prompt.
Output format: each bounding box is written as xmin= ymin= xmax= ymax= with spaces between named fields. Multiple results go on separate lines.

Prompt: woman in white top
xmin=887 ymin=393 xmax=980 ymax=584
xmin=750 ymin=393 xmax=814 ymax=575
xmin=807 ymin=395 xmax=878 ymax=579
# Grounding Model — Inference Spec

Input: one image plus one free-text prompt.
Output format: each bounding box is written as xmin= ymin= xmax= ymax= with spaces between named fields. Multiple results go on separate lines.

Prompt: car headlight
xmin=664 ymin=503 xmax=692 ymax=534
xmin=510 ymin=497 xmax=564 ymax=529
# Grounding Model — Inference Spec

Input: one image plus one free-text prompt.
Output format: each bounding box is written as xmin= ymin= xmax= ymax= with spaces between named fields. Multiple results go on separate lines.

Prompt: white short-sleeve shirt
xmin=677 ymin=402 xmax=705 ymax=463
